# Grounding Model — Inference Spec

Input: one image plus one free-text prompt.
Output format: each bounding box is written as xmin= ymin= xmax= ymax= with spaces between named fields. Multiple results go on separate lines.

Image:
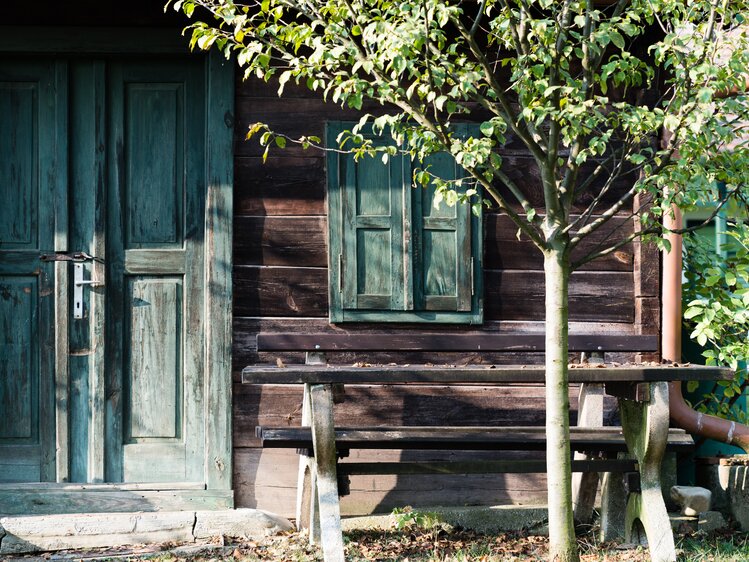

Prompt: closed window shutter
xmin=327 ymin=121 xmax=482 ymax=324
xmin=413 ymin=150 xmax=473 ymax=312
xmin=339 ymin=144 xmax=410 ymax=311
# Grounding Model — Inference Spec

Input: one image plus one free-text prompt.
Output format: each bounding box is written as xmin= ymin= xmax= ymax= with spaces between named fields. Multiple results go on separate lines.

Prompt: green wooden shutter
xmin=328 ymin=123 xmax=411 ymax=320
xmin=327 ymin=122 xmax=482 ymax=324
xmin=413 ymin=152 xmax=473 ymax=312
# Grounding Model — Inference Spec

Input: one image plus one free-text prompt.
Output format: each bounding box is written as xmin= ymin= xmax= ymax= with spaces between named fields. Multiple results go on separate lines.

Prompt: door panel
xmin=106 ymin=60 xmax=205 ymax=483
xmin=0 ymin=278 xmax=39 ymax=442
xmin=0 ymin=61 xmax=60 ymax=483
xmin=126 ymin=276 xmax=183 ymax=441
xmin=124 ymin=83 xmax=184 ymax=248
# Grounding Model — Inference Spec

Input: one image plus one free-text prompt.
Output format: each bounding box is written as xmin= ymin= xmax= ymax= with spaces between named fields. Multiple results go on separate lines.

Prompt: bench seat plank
xmin=256 ymin=426 xmax=694 ymax=452
xmin=242 ymin=364 xmax=732 ymax=385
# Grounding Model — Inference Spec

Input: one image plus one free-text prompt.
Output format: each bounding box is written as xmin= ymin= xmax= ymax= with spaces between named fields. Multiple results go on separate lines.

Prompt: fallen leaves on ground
xmin=16 ymin=527 xmax=749 ymax=561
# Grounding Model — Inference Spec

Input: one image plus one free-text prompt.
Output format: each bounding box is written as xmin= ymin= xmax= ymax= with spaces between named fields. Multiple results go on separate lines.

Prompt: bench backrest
xmin=256 ymin=333 xmax=658 ymax=353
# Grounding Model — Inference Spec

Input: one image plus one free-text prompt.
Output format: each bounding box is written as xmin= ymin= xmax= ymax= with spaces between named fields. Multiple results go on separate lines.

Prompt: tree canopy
xmin=170 ymin=1 xmax=749 ymax=560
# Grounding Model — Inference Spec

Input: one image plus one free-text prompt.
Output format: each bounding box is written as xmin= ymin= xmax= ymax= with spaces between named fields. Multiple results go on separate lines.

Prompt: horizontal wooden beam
xmin=242 ymin=364 xmax=730 ymax=385
xmin=0 ymin=27 xmax=192 ymax=54
xmin=338 ymin=458 xmax=639 ymax=475
xmin=256 ymin=333 xmax=659 ymax=352
xmin=257 ymin=426 xmax=694 ymax=452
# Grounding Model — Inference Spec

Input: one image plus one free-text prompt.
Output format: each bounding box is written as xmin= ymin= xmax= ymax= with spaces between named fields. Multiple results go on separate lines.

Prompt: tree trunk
xmin=544 ymin=246 xmax=579 ymax=562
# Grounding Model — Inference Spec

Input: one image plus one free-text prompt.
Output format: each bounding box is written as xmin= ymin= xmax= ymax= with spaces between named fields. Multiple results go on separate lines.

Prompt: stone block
xmin=194 ymin=508 xmax=293 ymax=539
xmin=0 ymin=512 xmax=195 ymax=555
xmin=698 ymin=511 xmax=728 ymax=533
xmin=670 ymin=486 xmax=711 ymax=516
xmin=726 ymin=465 xmax=749 ymax=531
xmin=696 ymin=461 xmax=732 ymax=512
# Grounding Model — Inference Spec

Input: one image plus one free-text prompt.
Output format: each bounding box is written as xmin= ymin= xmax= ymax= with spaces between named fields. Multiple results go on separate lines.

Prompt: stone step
xmin=0 ymin=509 xmax=292 ymax=555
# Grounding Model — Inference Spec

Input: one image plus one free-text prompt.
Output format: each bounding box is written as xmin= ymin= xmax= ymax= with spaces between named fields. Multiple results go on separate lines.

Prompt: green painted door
xmin=0 ymin=60 xmax=61 ymax=483
xmin=1 ymin=57 xmax=208 ymax=485
xmin=104 ymin=60 xmax=206 ymax=483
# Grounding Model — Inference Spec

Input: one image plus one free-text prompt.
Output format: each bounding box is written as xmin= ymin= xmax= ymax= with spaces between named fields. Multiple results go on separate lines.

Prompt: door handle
xmin=73 ymin=262 xmax=104 ymax=319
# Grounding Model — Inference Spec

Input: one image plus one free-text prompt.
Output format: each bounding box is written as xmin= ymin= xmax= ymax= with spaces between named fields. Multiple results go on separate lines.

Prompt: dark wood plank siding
xmin=231 ymin=76 xmax=660 ymax=517
xmin=4 ymin=1 xmax=661 ymax=524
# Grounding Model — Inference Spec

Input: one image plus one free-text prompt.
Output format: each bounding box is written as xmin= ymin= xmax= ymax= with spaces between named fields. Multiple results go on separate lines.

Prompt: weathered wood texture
xmin=230 ymin=73 xmax=658 ymax=513
xmin=0 ymin=6 xmax=661 ymax=516
xmin=233 ymin=266 xmax=635 ymax=321
xmin=0 ymin=487 xmax=232 ymax=516
xmin=256 ymin=425 xmax=694 ymax=452
xmin=255 ymin=333 xmax=657 ymax=352
xmin=242 ymin=364 xmax=729 ymax=385
xmin=232 ymin=382 xmax=625 ymax=516
xmin=234 ymin=448 xmax=552 ymax=517
xmin=232 ymin=318 xmax=645 ymax=369
xmin=233 ymin=383 xmax=610 ymax=448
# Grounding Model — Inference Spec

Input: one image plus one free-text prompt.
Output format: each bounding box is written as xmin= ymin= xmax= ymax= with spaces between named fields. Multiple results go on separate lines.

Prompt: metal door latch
xmin=73 ymin=262 xmax=104 ymax=319
xmin=40 ymin=251 xmax=98 ymax=262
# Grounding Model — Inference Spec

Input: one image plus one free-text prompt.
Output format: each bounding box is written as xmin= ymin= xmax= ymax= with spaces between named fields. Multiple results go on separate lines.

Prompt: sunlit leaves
xmin=684 ymin=224 xmax=749 ymax=423
xmin=173 ymin=0 xmax=749 ymax=259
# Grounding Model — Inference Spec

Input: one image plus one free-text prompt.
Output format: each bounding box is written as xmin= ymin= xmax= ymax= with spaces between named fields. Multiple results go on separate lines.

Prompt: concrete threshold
xmin=0 ymin=509 xmax=293 ymax=555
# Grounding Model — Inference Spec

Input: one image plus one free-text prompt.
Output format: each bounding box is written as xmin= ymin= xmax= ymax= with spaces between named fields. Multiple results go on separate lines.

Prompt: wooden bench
xmin=243 ymin=333 xmax=731 ymax=562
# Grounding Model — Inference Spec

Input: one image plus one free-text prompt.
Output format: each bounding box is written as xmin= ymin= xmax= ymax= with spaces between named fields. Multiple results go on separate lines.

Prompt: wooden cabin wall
xmin=231 ymin=77 xmax=661 ymax=517
xmin=4 ymin=1 xmax=662 ymax=520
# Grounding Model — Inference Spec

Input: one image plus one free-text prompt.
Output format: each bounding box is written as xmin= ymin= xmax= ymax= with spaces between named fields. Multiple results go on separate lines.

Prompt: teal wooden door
xmin=1 ymin=57 xmax=209 ymax=485
xmin=0 ymin=60 xmax=63 ymax=483
xmin=104 ymin=60 xmax=206 ymax=483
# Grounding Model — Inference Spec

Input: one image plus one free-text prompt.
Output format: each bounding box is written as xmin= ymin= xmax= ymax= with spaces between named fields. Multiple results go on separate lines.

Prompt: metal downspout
xmin=662 ymin=206 xmax=749 ymax=453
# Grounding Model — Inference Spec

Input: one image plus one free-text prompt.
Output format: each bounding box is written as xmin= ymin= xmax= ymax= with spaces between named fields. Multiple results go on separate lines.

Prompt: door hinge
xmin=338 ymin=254 xmax=343 ymax=293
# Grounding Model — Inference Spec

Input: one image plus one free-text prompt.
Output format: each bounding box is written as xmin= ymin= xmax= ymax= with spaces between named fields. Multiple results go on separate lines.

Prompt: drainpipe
xmin=662 ymin=205 xmax=749 ymax=453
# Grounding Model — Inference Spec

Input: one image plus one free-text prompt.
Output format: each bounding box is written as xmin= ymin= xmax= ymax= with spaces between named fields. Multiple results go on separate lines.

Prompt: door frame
xmin=0 ymin=27 xmax=234 ymax=510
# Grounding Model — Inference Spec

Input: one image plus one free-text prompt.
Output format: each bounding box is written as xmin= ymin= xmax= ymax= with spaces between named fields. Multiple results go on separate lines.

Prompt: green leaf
xmin=683 ymin=306 xmax=704 ymax=319
xmin=610 ymin=30 xmax=625 ymax=49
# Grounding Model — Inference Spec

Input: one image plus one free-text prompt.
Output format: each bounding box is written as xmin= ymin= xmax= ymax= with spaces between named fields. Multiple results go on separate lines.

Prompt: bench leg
xmin=297 ymin=384 xmax=312 ymax=531
xmin=572 ymin=382 xmax=605 ymax=525
xmin=619 ymin=381 xmax=676 ymax=562
xmin=309 ymin=383 xmax=345 ymax=562
xmin=296 ymin=384 xmax=320 ymax=543
xmin=297 ymin=459 xmax=321 ymax=543
xmin=599 ymin=453 xmax=629 ymax=542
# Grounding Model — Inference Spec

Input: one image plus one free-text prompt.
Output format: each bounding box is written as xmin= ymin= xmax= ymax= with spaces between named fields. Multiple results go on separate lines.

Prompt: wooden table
xmin=242 ymin=364 xmax=731 ymax=562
